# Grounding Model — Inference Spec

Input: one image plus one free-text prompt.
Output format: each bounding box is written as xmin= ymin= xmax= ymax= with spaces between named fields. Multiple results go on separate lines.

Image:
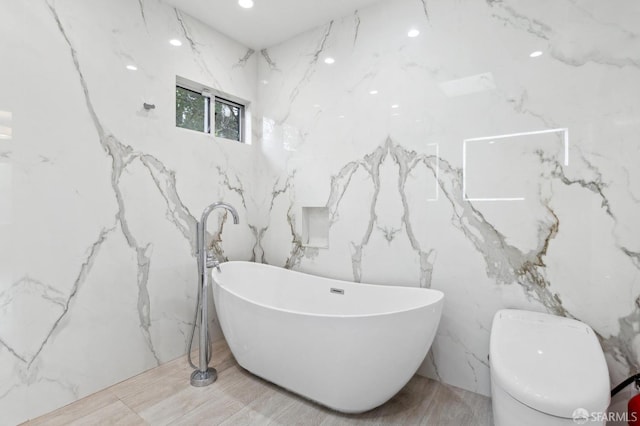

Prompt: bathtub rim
xmin=212 ymin=260 xmax=444 ymax=319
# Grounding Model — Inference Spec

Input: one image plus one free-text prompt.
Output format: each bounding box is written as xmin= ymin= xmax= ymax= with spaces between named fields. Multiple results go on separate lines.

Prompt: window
xmin=175 ymin=78 xmax=247 ymax=143
xmin=214 ymin=97 xmax=243 ymax=141
xmin=176 ymin=86 xmax=208 ymax=132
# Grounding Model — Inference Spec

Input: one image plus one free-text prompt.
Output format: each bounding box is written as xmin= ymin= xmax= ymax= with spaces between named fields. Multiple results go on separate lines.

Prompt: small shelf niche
xmin=302 ymin=206 xmax=329 ymax=248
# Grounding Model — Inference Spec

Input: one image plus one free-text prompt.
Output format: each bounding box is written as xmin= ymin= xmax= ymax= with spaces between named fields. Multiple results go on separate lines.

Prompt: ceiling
xmin=162 ymin=0 xmax=384 ymax=50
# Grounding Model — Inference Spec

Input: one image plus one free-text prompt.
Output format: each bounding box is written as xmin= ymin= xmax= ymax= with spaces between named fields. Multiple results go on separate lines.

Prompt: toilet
xmin=490 ymin=309 xmax=610 ymax=425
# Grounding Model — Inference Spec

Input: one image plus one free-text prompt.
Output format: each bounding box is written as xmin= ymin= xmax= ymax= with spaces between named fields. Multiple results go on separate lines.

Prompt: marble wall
xmin=0 ymin=0 xmax=259 ymax=423
xmin=256 ymin=0 xmax=640 ymax=397
xmin=3 ymin=0 xmax=640 ymax=423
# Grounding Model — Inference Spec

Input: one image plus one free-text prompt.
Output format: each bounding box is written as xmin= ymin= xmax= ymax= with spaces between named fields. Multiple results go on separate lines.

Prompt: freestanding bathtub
xmin=212 ymin=261 xmax=444 ymax=413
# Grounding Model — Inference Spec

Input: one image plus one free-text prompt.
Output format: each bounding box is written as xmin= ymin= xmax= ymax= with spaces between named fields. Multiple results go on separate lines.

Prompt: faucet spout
xmin=200 ymin=201 xmax=239 ymax=225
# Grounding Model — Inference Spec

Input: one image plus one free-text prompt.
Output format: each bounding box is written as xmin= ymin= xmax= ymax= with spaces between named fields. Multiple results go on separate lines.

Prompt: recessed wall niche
xmin=302 ymin=206 xmax=329 ymax=248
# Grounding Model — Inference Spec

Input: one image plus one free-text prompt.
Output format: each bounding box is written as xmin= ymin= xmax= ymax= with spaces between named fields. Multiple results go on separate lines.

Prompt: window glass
xmin=214 ymin=98 xmax=242 ymax=142
xmin=176 ymin=86 xmax=208 ymax=133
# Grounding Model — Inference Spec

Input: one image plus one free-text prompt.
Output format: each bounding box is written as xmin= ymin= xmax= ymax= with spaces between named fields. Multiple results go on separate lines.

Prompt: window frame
xmin=175 ymin=76 xmax=249 ymax=144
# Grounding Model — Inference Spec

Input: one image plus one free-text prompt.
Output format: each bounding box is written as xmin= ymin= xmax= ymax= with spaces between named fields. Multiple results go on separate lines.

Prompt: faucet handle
xmin=205 ymin=249 xmax=221 ymax=272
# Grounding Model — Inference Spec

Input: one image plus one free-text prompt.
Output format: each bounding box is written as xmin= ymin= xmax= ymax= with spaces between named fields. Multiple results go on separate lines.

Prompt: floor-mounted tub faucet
xmin=190 ymin=201 xmax=239 ymax=387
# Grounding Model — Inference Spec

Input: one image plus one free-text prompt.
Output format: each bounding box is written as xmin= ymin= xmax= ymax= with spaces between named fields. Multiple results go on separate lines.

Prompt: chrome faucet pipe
xmin=190 ymin=201 xmax=239 ymax=387
xmin=200 ymin=201 xmax=240 ymax=226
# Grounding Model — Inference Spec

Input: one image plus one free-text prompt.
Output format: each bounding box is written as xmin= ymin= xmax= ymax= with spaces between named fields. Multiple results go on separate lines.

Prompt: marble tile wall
xmin=255 ymin=0 xmax=640 ymax=397
xmin=3 ymin=0 xmax=640 ymax=423
xmin=0 ymin=0 xmax=259 ymax=423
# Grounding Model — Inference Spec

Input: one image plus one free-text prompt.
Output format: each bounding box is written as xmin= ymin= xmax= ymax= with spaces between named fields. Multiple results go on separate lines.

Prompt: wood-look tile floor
xmin=25 ymin=340 xmax=492 ymax=425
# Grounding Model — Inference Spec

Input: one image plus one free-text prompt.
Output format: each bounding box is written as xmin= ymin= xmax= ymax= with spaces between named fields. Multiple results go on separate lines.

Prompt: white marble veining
xmin=3 ymin=0 xmax=640 ymax=423
xmin=0 ymin=0 xmax=258 ymax=423
xmin=255 ymin=0 xmax=640 ymax=398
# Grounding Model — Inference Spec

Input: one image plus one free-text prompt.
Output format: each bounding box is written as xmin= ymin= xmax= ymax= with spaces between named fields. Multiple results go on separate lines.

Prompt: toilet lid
xmin=490 ymin=309 xmax=610 ymax=418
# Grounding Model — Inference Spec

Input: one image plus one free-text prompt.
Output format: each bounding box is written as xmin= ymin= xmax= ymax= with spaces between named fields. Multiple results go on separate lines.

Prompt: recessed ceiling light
xmin=324 ymin=57 xmax=335 ymax=64
xmin=126 ymin=65 xmax=138 ymax=71
xmin=391 ymin=104 xmax=399 ymax=109
xmin=408 ymin=29 xmax=420 ymax=38
xmin=313 ymin=104 xmax=321 ymax=108
xmin=369 ymin=90 xmax=378 ymax=95
xmin=529 ymin=50 xmax=543 ymax=58
xmin=169 ymin=39 xmax=182 ymax=47
xmin=338 ymin=115 xmax=345 ymax=119
xmin=261 ymin=79 xmax=269 ymax=85
xmin=238 ymin=0 xmax=254 ymax=9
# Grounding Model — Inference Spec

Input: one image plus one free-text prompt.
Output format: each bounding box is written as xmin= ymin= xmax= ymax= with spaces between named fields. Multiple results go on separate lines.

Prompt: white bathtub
xmin=212 ymin=261 xmax=444 ymax=413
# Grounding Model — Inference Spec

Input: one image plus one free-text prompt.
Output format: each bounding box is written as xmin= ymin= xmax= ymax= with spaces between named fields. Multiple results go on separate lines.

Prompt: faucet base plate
xmin=190 ymin=367 xmax=217 ymax=387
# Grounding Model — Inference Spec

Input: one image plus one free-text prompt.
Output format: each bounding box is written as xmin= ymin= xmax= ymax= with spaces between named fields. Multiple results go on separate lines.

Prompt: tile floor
xmin=25 ymin=340 xmax=492 ymax=425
